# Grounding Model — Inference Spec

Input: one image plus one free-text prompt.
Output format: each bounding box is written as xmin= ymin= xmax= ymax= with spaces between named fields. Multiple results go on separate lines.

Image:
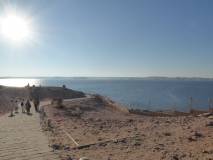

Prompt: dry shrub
xmin=93 ymin=94 xmax=108 ymax=105
xmin=52 ymin=98 xmax=65 ymax=109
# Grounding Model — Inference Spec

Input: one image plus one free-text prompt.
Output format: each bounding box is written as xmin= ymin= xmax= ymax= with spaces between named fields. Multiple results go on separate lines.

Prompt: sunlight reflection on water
xmin=0 ymin=78 xmax=40 ymax=87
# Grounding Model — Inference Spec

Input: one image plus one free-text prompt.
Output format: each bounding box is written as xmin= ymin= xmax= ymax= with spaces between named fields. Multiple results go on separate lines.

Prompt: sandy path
xmin=0 ymin=104 xmax=59 ymax=160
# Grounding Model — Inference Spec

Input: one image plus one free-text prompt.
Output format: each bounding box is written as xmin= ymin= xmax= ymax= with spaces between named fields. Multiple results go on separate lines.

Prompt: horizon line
xmin=0 ymin=76 xmax=213 ymax=79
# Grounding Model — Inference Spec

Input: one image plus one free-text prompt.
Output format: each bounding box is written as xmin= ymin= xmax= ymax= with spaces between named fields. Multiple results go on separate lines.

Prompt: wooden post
xmin=189 ymin=97 xmax=193 ymax=113
xmin=209 ymin=98 xmax=213 ymax=113
xmin=208 ymin=98 xmax=211 ymax=112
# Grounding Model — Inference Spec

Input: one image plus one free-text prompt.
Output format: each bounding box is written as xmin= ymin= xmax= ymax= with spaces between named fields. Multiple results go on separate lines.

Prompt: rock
xmin=133 ymin=141 xmax=141 ymax=146
xmin=155 ymin=120 xmax=160 ymax=124
xmin=98 ymin=137 xmax=102 ymax=141
xmin=66 ymin=156 xmax=73 ymax=160
xmin=172 ymin=154 xmax=179 ymax=160
xmin=153 ymin=146 xmax=160 ymax=151
xmin=202 ymin=113 xmax=212 ymax=117
xmin=202 ymin=150 xmax=213 ymax=154
xmin=188 ymin=136 xmax=197 ymax=142
xmin=206 ymin=121 xmax=213 ymax=127
xmin=51 ymin=144 xmax=61 ymax=150
xmin=119 ymin=138 xmax=127 ymax=144
xmin=47 ymin=119 xmax=53 ymax=128
xmin=99 ymin=125 xmax=103 ymax=130
xmin=132 ymin=137 xmax=141 ymax=146
xmin=194 ymin=131 xmax=203 ymax=138
xmin=165 ymin=120 xmax=171 ymax=124
xmin=208 ymin=115 xmax=213 ymax=119
xmin=203 ymin=150 xmax=209 ymax=154
xmin=127 ymin=119 xmax=134 ymax=123
xmin=79 ymin=157 xmax=90 ymax=160
xmin=88 ymin=118 xmax=94 ymax=121
xmin=95 ymin=118 xmax=101 ymax=122
xmin=64 ymin=146 xmax=70 ymax=151
xmin=113 ymin=139 xmax=119 ymax=143
xmin=163 ymin=132 xmax=172 ymax=136
xmin=188 ymin=131 xmax=204 ymax=142
xmin=99 ymin=143 xmax=107 ymax=147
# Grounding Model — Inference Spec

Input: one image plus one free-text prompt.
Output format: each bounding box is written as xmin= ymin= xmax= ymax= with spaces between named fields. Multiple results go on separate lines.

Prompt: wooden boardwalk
xmin=0 ymin=106 xmax=58 ymax=160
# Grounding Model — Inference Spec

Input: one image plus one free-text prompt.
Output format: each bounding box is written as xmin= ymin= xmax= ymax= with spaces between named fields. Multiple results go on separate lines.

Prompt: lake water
xmin=1 ymin=78 xmax=213 ymax=111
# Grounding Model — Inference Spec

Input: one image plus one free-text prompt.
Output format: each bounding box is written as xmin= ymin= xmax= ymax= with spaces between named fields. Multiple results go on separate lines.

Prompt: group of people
xmin=20 ymin=99 xmax=32 ymax=114
xmin=10 ymin=98 xmax=40 ymax=117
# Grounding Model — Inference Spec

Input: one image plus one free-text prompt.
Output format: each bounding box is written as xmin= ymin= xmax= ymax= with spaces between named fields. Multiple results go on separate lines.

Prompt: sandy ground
xmin=1 ymin=86 xmax=212 ymax=160
xmin=42 ymin=95 xmax=213 ymax=160
xmin=0 ymin=86 xmax=85 ymax=160
xmin=0 ymin=104 xmax=59 ymax=160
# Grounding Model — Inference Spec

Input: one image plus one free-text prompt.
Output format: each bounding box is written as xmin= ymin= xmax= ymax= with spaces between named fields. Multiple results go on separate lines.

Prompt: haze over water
xmin=1 ymin=78 xmax=213 ymax=111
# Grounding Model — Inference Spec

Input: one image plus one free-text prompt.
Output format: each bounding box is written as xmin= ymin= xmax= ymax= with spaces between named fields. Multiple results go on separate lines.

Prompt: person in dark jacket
xmin=33 ymin=98 xmax=40 ymax=112
xmin=21 ymin=100 xmax=25 ymax=113
xmin=25 ymin=100 xmax=31 ymax=115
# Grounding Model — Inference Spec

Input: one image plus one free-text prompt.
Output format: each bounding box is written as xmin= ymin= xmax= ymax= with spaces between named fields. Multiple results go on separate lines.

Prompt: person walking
xmin=14 ymin=100 xmax=19 ymax=113
xmin=33 ymin=98 xmax=40 ymax=112
xmin=21 ymin=100 xmax=25 ymax=113
xmin=9 ymin=99 xmax=15 ymax=117
xmin=25 ymin=100 xmax=31 ymax=115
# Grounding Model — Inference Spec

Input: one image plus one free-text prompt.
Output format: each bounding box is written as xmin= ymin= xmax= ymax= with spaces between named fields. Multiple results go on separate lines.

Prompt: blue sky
xmin=0 ymin=0 xmax=213 ymax=77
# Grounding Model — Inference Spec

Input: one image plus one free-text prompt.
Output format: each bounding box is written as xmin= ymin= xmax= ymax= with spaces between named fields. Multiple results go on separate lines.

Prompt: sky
xmin=0 ymin=0 xmax=213 ymax=77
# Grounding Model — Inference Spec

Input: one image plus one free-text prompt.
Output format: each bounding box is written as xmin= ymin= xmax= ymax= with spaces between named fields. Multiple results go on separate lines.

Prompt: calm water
xmin=1 ymin=78 xmax=213 ymax=111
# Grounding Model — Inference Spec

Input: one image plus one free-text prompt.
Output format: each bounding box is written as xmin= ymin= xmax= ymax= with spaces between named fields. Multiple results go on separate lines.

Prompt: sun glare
xmin=0 ymin=13 xmax=32 ymax=43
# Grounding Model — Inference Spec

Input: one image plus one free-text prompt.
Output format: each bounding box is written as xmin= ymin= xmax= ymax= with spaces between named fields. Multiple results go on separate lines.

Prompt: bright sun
xmin=0 ymin=13 xmax=32 ymax=43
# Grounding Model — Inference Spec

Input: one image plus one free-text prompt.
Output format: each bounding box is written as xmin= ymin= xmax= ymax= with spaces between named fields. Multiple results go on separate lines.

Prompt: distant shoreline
xmin=1 ymin=76 xmax=213 ymax=81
